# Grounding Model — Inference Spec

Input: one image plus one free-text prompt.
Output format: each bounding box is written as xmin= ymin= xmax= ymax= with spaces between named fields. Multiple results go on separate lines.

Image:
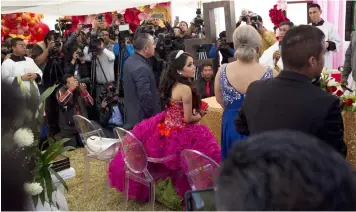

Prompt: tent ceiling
xmin=1 ymin=0 xmax=169 ymax=16
xmin=1 ymin=0 xmax=223 ymax=16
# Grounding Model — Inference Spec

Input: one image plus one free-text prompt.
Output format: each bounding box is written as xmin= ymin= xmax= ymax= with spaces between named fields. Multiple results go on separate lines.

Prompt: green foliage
xmin=6 ymin=84 xmax=74 ymax=208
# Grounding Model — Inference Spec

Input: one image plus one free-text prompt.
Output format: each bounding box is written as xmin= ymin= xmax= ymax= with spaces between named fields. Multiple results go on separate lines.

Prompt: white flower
xmin=13 ymin=128 xmax=34 ymax=147
xmin=353 ymin=102 xmax=356 ymax=107
xmin=24 ymin=182 xmax=43 ymax=196
xmin=327 ymin=78 xmax=338 ymax=87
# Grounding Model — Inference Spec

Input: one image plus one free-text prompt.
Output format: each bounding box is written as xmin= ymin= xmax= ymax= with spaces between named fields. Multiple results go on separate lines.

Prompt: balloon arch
xmin=1 ymin=2 xmax=171 ymax=44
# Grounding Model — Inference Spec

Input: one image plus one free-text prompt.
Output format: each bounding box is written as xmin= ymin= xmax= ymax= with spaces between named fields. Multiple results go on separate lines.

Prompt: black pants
xmin=60 ymin=129 xmax=83 ymax=148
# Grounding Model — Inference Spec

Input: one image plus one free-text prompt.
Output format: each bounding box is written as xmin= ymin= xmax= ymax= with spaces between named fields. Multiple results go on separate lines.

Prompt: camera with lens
xmin=55 ymin=19 xmax=72 ymax=31
xmin=194 ymin=8 xmax=204 ymax=32
xmin=157 ymin=32 xmax=174 ymax=49
xmin=49 ymin=36 xmax=62 ymax=57
xmin=220 ymin=37 xmax=227 ymax=46
xmin=137 ymin=24 xmax=155 ymax=36
xmin=249 ymin=15 xmax=261 ymax=30
xmin=77 ymin=51 xmax=84 ymax=58
xmin=89 ymin=38 xmax=102 ymax=54
xmin=78 ymin=77 xmax=91 ymax=84
xmin=99 ymin=82 xmax=119 ymax=105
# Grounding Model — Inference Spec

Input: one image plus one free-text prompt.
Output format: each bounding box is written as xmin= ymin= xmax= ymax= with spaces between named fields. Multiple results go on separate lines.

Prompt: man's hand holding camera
xmin=47 ymin=41 xmax=56 ymax=51
xmin=72 ymin=50 xmax=85 ymax=64
xmin=101 ymin=99 xmax=108 ymax=109
xmin=79 ymin=82 xmax=88 ymax=92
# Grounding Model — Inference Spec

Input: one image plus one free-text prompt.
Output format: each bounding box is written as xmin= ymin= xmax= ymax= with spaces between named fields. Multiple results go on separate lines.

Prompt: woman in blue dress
xmin=214 ymin=25 xmax=278 ymax=159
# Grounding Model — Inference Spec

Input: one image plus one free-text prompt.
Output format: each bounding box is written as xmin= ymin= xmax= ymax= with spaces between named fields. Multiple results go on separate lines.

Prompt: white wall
xmin=41 ymin=14 xmax=58 ymax=30
xmin=171 ymin=0 xmax=277 ymax=32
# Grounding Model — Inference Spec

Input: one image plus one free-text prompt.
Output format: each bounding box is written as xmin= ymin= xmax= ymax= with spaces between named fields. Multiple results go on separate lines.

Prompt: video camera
xmin=49 ymin=33 xmax=62 ymax=58
xmin=194 ymin=8 xmax=204 ymax=33
xmin=137 ymin=24 xmax=155 ymax=36
xmin=249 ymin=15 xmax=262 ymax=30
xmin=88 ymin=38 xmax=102 ymax=54
xmin=99 ymin=82 xmax=120 ymax=105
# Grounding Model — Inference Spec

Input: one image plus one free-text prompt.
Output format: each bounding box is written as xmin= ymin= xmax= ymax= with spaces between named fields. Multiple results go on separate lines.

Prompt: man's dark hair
xmin=280 ymin=21 xmax=294 ymax=28
xmin=4 ymin=35 xmax=12 ymax=41
xmin=11 ymin=38 xmax=24 ymax=48
xmin=216 ymin=130 xmax=356 ymax=211
xmin=133 ymin=33 xmax=152 ymax=51
xmin=251 ymin=15 xmax=263 ymax=23
xmin=201 ymin=62 xmax=213 ymax=69
xmin=309 ymin=3 xmax=321 ymax=11
xmin=44 ymin=30 xmax=57 ymax=46
xmin=62 ymin=73 xmax=74 ymax=85
xmin=281 ymin=25 xmax=325 ymax=69
xmin=219 ymin=31 xmax=226 ymax=38
xmin=99 ymin=28 xmax=109 ymax=35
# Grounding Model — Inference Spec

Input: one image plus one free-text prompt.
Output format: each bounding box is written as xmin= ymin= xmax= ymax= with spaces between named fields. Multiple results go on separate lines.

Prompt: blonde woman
xmin=214 ymin=25 xmax=278 ymax=159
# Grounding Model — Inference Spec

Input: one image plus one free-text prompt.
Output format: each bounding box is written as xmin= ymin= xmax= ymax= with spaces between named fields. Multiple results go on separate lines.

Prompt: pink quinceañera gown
xmin=108 ymin=100 xmax=221 ymax=206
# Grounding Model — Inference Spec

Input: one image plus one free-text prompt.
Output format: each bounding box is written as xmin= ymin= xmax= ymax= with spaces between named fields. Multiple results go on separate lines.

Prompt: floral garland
xmin=269 ymin=4 xmax=289 ymax=29
xmin=320 ymin=69 xmax=356 ymax=111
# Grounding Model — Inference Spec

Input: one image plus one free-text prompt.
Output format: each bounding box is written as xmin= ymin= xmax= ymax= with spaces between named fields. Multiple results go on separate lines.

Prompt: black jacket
xmin=235 ymin=71 xmax=346 ymax=157
xmin=123 ymin=53 xmax=161 ymax=127
xmin=64 ymin=61 xmax=89 ymax=80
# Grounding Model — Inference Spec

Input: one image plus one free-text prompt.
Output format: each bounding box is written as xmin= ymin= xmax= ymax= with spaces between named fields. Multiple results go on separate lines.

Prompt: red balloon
xmin=35 ymin=22 xmax=50 ymax=41
xmin=10 ymin=28 xmax=18 ymax=34
xmin=23 ymin=31 xmax=30 ymax=36
xmin=21 ymin=19 xmax=27 ymax=26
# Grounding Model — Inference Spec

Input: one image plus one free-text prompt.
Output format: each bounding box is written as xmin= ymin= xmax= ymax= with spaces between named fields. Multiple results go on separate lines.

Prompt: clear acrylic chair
xmin=113 ymin=127 xmax=176 ymax=211
xmin=73 ymin=115 xmax=118 ymax=199
xmin=181 ymin=149 xmax=220 ymax=190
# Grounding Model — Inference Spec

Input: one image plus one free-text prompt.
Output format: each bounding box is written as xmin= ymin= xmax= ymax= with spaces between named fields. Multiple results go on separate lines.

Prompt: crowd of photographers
xmin=1 ymin=9 xmax=275 ymax=148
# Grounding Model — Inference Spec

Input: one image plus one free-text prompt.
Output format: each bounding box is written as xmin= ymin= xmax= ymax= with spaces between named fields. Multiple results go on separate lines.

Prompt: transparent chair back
xmin=181 ymin=149 xmax=220 ymax=190
xmin=114 ymin=127 xmax=155 ymax=210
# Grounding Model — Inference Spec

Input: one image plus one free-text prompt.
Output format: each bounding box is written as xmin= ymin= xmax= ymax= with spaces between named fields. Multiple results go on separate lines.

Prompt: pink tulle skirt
xmin=108 ymin=112 xmax=221 ymax=201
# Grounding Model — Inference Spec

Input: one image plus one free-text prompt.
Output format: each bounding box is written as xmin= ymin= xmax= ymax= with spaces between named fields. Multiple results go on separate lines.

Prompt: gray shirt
xmin=84 ymin=46 xmax=115 ymax=84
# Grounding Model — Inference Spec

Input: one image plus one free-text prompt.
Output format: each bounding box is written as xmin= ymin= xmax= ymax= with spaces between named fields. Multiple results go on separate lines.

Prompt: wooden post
xmin=184 ymin=0 xmax=237 ymax=70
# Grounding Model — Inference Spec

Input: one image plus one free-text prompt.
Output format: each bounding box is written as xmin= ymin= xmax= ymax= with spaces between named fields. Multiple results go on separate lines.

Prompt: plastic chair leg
xmin=123 ymin=172 xmax=129 ymax=210
xmin=104 ymin=160 xmax=110 ymax=199
xmin=84 ymin=155 xmax=90 ymax=197
xmin=149 ymin=181 xmax=155 ymax=211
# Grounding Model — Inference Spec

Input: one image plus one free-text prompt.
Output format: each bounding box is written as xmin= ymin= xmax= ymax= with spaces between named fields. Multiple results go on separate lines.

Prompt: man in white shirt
xmin=259 ymin=21 xmax=294 ymax=71
xmin=2 ymin=38 xmax=42 ymax=98
xmin=308 ymin=3 xmax=341 ymax=69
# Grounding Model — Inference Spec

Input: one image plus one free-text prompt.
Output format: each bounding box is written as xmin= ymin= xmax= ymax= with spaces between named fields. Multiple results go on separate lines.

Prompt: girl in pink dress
xmin=108 ymin=50 xmax=221 ymax=209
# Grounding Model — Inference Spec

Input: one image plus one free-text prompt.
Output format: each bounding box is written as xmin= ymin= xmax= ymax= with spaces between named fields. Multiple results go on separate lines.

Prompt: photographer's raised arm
xmin=56 ymin=86 xmax=75 ymax=106
xmin=103 ymin=48 xmax=115 ymax=62
xmin=83 ymin=46 xmax=92 ymax=61
xmin=32 ymin=44 xmax=50 ymax=66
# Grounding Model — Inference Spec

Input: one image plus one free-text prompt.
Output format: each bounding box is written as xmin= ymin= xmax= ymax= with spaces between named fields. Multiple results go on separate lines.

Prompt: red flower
xmin=336 ymin=90 xmax=344 ymax=97
xmin=344 ymin=98 xmax=354 ymax=106
xmin=326 ymin=86 xmax=337 ymax=93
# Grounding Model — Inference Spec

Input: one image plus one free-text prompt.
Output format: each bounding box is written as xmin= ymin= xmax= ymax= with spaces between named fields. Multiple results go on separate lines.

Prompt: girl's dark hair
xmin=159 ymin=50 xmax=201 ymax=110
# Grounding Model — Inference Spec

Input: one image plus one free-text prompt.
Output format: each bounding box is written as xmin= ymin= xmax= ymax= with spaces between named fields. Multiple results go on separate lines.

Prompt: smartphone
xmin=185 ymin=188 xmax=216 ymax=211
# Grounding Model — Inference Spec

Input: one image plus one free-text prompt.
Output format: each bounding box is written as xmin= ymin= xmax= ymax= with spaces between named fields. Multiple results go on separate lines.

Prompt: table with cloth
xmin=200 ymin=97 xmax=356 ymax=169
xmin=199 ymin=97 xmax=223 ymax=145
